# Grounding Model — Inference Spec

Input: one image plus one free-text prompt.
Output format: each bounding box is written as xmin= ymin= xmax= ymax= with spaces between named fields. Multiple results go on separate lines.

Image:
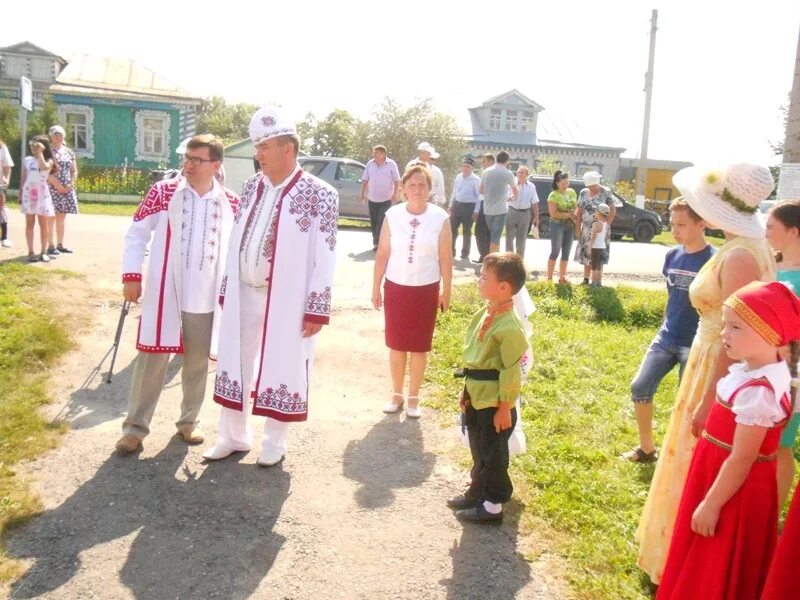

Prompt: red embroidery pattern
xmin=407 ymin=217 xmax=421 ymax=264
xmin=306 ymin=287 xmax=332 ymax=316
xmin=214 ymin=370 xmax=243 ymax=404
xmin=122 ymin=273 xmax=142 ymax=283
xmin=133 ymin=179 xmax=180 ymax=222
xmin=261 ymin=207 xmax=279 ymax=261
xmin=236 ymin=175 xmax=261 ymax=224
xmin=261 ymin=116 xmax=275 ymax=127
xmin=255 ymin=384 xmax=306 ymax=414
xmin=287 ymin=175 xmax=339 ymax=251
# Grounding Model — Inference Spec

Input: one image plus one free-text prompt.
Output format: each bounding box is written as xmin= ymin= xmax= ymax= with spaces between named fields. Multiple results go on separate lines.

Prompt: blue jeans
xmin=549 ymin=220 xmax=574 ymax=261
xmin=484 ymin=214 xmax=507 ymax=245
xmin=630 ymin=335 xmax=691 ymax=403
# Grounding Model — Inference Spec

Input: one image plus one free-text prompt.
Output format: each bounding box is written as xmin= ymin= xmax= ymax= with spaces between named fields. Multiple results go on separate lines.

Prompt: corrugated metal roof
xmin=56 ymin=54 xmax=200 ymax=101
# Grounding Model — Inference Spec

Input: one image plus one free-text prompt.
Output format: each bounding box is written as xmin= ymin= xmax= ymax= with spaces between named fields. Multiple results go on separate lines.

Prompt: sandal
xmin=622 ymin=447 xmax=658 ymax=463
xmin=406 ymin=396 xmax=422 ymax=419
xmin=27 ymin=253 xmax=40 ymax=263
xmin=382 ymin=393 xmax=404 ymax=414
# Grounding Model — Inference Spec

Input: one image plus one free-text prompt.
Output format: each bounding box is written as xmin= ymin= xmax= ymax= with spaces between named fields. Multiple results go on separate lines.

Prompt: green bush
xmin=76 ymin=166 xmax=152 ymax=196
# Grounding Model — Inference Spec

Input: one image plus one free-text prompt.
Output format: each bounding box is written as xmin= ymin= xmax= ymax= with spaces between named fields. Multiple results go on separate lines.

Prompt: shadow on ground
xmin=8 ymin=438 xmax=290 ymax=599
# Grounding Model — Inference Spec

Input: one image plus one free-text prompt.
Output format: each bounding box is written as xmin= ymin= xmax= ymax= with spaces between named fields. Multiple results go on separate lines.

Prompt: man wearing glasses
xmin=116 ymin=134 xmax=240 ymax=454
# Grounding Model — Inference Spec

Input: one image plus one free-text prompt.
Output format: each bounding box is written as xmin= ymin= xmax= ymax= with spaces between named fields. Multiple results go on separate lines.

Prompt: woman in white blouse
xmin=372 ymin=164 xmax=453 ymax=418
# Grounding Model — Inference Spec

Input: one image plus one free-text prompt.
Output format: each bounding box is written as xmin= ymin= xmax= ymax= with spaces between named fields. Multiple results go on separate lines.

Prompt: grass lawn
xmin=426 ymin=282 xmax=673 ymax=599
xmin=0 ymin=264 xmax=73 ymax=582
xmin=7 ymin=201 xmax=371 ymax=228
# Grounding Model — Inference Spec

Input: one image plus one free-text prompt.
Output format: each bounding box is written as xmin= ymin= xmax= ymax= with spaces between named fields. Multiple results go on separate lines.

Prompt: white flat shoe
xmin=382 ymin=392 xmax=405 ymax=414
xmin=202 ymin=443 xmax=250 ymax=461
xmin=256 ymin=447 xmax=285 ymax=467
xmin=406 ymin=396 xmax=422 ymax=419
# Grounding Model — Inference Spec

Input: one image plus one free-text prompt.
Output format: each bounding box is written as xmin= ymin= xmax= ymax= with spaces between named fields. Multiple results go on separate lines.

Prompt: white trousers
xmin=216 ymin=284 xmax=290 ymax=455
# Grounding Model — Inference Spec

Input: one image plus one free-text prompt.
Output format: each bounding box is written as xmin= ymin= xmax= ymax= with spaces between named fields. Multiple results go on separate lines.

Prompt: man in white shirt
xmin=360 ymin=144 xmax=400 ymax=250
xmin=406 ymin=142 xmax=446 ymax=206
xmin=450 ymin=157 xmax=480 ymax=259
xmin=0 ymin=140 xmax=13 ymax=247
xmin=505 ymin=166 xmax=539 ymax=258
xmin=117 ymin=135 xmax=239 ymax=453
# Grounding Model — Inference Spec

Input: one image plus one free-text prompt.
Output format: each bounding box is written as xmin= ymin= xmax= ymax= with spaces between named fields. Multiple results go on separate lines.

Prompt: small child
xmin=19 ymin=135 xmax=55 ymax=262
xmin=656 ymin=281 xmax=800 ymax=600
xmin=589 ymin=203 xmax=610 ymax=286
xmin=448 ymin=252 xmax=528 ymax=524
xmin=624 ymin=197 xmax=714 ymax=463
xmin=765 ymin=199 xmax=800 ymax=508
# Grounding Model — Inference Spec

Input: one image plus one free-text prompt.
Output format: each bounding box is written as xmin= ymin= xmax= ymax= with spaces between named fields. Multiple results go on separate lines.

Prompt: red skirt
xmin=761 ymin=486 xmax=800 ymax=599
xmin=656 ymin=439 xmax=779 ymax=600
xmin=384 ymin=279 xmax=439 ymax=352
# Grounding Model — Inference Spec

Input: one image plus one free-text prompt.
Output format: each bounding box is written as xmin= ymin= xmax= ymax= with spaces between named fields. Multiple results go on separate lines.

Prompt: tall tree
xmin=195 ymin=96 xmax=259 ymax=145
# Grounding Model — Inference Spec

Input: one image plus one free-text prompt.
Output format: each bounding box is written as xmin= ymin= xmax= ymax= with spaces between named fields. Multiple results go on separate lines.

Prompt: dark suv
xmin=529 ymin=175 xmax=663 ymax=243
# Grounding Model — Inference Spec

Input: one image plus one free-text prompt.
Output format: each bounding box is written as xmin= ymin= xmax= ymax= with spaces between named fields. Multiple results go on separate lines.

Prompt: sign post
xmin=19 ymin=76 xmax=33 ymax=162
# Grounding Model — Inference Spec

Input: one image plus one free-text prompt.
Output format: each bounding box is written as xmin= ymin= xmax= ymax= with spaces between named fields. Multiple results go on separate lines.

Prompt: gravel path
xmin=2 ymin=212 xmax=571 ymax=599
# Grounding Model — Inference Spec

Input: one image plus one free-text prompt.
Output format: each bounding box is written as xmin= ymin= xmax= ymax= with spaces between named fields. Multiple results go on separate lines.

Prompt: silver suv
xmin=298 ymin=156 xmax=368 ymax=219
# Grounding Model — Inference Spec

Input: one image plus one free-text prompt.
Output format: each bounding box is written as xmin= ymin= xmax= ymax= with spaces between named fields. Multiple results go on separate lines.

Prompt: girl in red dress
xmin=657 ymin=281 xmax=800 ymax=600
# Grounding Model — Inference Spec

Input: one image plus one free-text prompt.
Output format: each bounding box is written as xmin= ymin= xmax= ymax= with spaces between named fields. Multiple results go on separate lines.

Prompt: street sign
xmin=778 ymin=163 xmax=800 ymax=201
xmin=20 ymin=76 xmax=32 ymax=111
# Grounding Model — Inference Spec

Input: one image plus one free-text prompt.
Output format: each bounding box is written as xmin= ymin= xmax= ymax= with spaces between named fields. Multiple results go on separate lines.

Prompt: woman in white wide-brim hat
xmin=636 ymin=163 xmax=776 ymax=584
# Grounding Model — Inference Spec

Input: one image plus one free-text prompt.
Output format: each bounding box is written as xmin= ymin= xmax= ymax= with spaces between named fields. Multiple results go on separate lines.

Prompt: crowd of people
xmin=6 ymin=105 xmax=800 ymax=596
xmin=0 ymin=126 xmax=79 ymax=261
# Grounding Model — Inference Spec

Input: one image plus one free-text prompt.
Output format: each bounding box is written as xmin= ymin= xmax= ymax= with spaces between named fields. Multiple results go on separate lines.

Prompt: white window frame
xmin=31 ymin=58 xmax=53 ymax=81
xmin=505 ymin=110 xmax=518 ymax=131
xmin=489 ymin=108 xmax=501 ymax=129
xmin=57 ymin=104 xmax=95 ymax=159
xmin=4 ymin=57 xmax=26 ymax=78
xmin=521 ymin=111 xmax=534 ymax=132
xmin=135 ymin=110 xmax=171 ymax=162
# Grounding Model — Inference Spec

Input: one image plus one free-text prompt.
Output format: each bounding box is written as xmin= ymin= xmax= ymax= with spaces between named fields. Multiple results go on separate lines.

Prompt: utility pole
xmin=777 ymin=25 xmax=800 ymax=200
xmin=635 ymin=9 xmax=658 ymax=208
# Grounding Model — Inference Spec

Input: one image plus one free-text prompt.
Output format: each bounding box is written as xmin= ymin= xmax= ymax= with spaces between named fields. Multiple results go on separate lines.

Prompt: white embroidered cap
xmin=48 ymin=125 xmax=65 ymax=137
xmin=249 ymin=107 xmax=297 ymax=145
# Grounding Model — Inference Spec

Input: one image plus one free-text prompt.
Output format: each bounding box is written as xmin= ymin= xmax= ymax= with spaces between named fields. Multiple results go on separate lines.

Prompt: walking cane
xmin=106 ymin=300 xmax=131 ymax=384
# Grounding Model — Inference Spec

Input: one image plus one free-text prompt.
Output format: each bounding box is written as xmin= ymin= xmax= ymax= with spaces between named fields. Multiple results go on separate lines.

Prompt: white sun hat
xmin=417 ymin=141 xmax=434 ymax=153
xmin=583 ymin=171 xmax=602 ymax=187
xmin=248 ymin=107 xmax=297 ymax=145
xmin=673 ymin=163 xmax=773 ymax=239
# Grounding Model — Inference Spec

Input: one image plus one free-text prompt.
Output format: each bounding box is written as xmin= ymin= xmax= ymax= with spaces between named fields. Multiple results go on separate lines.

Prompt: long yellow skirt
xmin=635 ymin=326 xmax=723 ymax=584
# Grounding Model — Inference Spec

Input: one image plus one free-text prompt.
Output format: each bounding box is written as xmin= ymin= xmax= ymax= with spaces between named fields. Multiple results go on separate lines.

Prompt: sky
xmin=4 ymin=0 xmax=799 ymax=165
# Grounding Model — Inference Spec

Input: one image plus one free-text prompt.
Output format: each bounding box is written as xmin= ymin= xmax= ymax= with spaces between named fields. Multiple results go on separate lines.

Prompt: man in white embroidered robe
xmin=117 ymin=135 xmax=239 ymax=453
xmin=204 ymin=107 xmax=338 ymax=467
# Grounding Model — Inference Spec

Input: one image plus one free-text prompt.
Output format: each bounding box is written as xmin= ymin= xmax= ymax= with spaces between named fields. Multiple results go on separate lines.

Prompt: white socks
xmin=483 ymin=500 xmax=502 ymax=514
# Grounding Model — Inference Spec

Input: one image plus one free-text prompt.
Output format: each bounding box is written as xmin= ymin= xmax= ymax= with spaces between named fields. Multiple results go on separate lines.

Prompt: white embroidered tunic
xmin=181 ymin=183 xmax=223 ymax=313
xmin=239 ymin=168 xmax=298 ymax=288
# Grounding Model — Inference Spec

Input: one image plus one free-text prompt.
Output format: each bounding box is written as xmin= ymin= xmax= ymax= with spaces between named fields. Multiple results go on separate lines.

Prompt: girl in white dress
xmin=19 ymin=135 xmax=55 ymax=262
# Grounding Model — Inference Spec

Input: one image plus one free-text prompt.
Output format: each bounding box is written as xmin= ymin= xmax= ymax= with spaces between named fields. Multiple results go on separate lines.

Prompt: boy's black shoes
xmin=446 ymin=494 xmax=478 ymax=511
xmin=455 ymin=504 xmax=503 ymax=524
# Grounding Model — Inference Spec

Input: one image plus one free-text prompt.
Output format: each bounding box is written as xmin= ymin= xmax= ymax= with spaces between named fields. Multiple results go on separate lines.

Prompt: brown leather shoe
xmin=178 ymin=426 xmax=205 ymax=445
xmin=115 ymin=434 xmax=142 ymax=453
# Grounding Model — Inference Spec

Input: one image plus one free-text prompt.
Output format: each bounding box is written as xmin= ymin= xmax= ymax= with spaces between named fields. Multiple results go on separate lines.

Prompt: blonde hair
xmin=670 ymin=196 xmax=703 ymax=223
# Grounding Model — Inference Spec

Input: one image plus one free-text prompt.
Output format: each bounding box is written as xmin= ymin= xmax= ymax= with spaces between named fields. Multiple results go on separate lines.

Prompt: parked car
xmin=298 ymin=156 xmax=368 ymax=219
xmin=529 ymin=175 xmax=663 ymax=243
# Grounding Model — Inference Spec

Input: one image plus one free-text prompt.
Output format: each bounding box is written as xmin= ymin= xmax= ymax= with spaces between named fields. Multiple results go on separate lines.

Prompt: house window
xmin=57 ymin=104 xmax=95 ymax=159
xmin=489 ymin=108 xmax=501 ymax=129
xmin=575 ymin=163 xmax=603 ymax=177
xmin=4 ymin=57 xmax=26 ymax=78
xmin=505 ymin=110 xmax=518 ymax=131
xmin=31 ymin=59 xmax=52 ymax=81
xmin=521 ymin=111 xmax=534 ymax=132
xmin=135 ymin=110 xmax=172 ymax=161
